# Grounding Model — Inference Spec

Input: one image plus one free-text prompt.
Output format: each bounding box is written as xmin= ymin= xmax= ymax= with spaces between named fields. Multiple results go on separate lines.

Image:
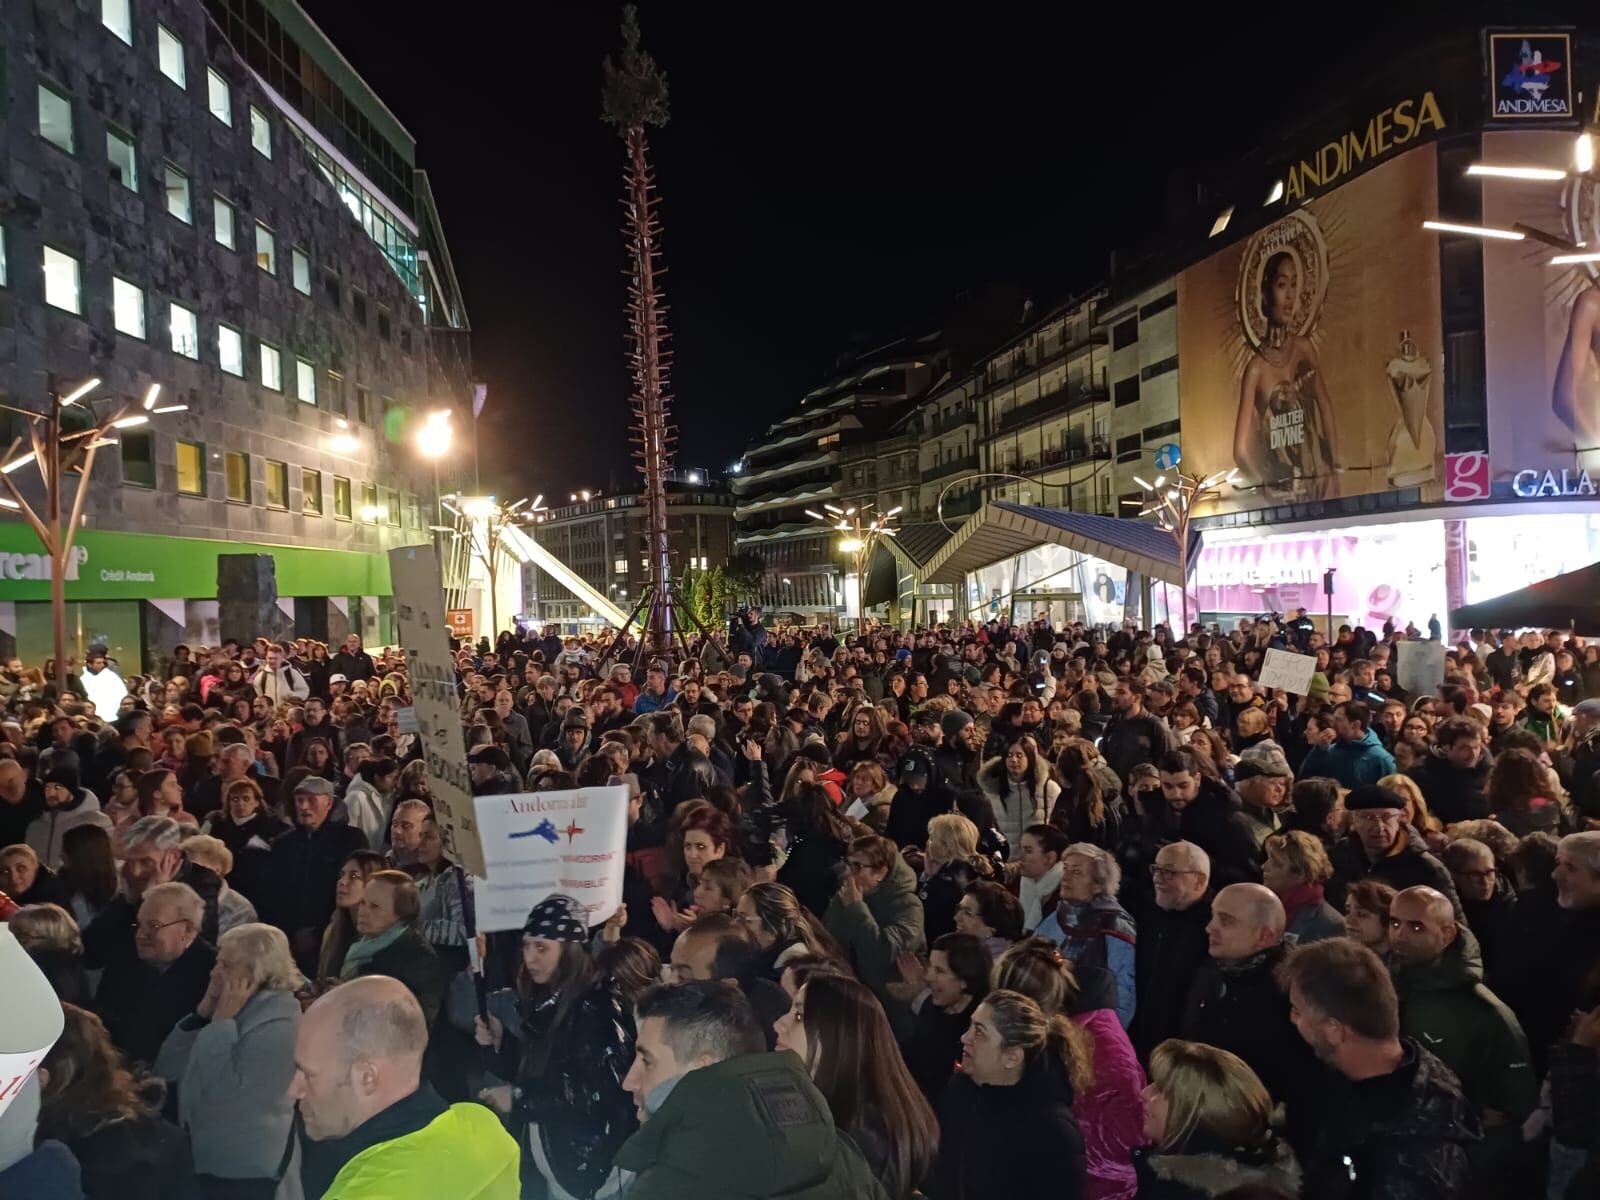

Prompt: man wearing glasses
xmin=1440 ymin=836 xmax=1516 ymax=988
xmin=1326 ymin=785 xmax=1461 ymax=918
xmin=97 ymin=880 xmax=217 ymax=1067
xmin=1131 ymin=841 xmax=1214 ymax=1061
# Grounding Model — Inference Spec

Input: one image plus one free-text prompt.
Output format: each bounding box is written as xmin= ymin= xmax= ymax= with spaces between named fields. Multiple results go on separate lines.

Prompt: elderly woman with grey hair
xmin=156 ymin=922 xmax=303 ymax=1198
xmin=1032 ymin=841 xmax=1138 ymax=1029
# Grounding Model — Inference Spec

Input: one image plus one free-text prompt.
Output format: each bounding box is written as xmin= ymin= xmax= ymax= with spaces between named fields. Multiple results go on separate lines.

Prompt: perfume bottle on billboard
xmin=1385 ymin=329 xmax=1437 ymax=488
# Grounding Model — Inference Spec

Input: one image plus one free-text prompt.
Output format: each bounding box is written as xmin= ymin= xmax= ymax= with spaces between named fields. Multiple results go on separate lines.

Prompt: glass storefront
xmin=962 ymin=542 xmax=1131 ymax=627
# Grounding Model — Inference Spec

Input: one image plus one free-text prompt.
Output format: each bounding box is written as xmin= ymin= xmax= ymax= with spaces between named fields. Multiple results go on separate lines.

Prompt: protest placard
xmin=1258 ymin=647 xmax=1318 ymax=695
xmin=388 ymin=546 xmax=486 ymax=878
xmin=470 ymin=786 xmax=631 ymax=932
xmin=1395 ymin=638 xmax=1447 ymax=697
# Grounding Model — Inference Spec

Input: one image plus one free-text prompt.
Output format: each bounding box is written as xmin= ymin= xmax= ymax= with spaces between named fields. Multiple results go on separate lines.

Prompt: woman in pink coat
xmin=994 ymin=937 xmax=1147 ymax=1200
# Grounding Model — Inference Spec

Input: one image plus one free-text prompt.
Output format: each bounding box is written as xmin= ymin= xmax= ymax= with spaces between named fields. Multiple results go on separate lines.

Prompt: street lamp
xmin=805 ymin=501 xmax=900 ymax=631
xmin=1130 ymin=465 xmax=1238 ymax=633
xmin=0 ymin=377 xmax=183 ymax=695
xmin=414 ymin=408 xmax=454 ymax=528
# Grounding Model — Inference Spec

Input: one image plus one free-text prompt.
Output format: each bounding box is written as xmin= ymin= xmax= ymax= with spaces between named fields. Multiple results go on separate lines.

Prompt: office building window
xmin=206 ymin=68 xmax=231 ymax=125
xmin=303 ymin=469 xmax=323 ymax=514
xmin=111 ymin=277 xmax=144 ymax=338
xmin=120 ymin=431 xmax=155 ymax=487
xmin=296 ymin=358 xmax=316 ymax=405
xmin=156 ymin=25 xmax=185 ymax=88
xmin=255 ymin=223 xmax=276 ymax=274
xmin=325 ymin=372 xmax=346 ymax=416
xmin=164 ymin=164 xmax=191 ymax=223
xmin=355 ymin=386 xmax=371 ymax=424
xmin=260 ymin=343 xmax=281 ymax=390
xmin=385 ymin=488 xmax=400 ymax=526
xmin=1112 ymin=376 xmax=1140 ymax=408
xmin=169 ymin=303 xmax=198 ymax=358
xmin=106 ymin=126 xmax=137 ymax=191
xmin=224 ymin=451 xmax=250 ymax=502
xmin=101 ymin=0 xmax=132 ymax=43
xmin=218 ymin=325 xmax=243 ymax=376
xmin=291 ymin=247 xmax=310 ymax=294
xmin=264 ymin=460 xmax=288 ymax=509
xmin=1111 ymin=317 xmax=1138 ymax=350
xmin=614 ymin=559 xmax=628 ymax=574
xmin=361 ymin=483 xmax=377 ymax=522
xmin=213 ymin=196 xmax=235 ymax=249
xmin=38 ymin=84 xmax=74 ymax=154
xmin=249 ymin=105 xmax=271 ymax=157
xmin=176 ymin=442 xmax=205 ymax=495
xmin=43 ymin=246 xmax=81 ymax=313
xmin=333 ymin=476 xmax=352 ymax=520
xmin=352 ymin=292 xmax=367 ymax=328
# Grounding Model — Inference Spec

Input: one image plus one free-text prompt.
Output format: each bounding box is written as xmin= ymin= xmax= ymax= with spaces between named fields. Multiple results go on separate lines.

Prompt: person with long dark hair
xmin=774 ymin=971 xmax=939 ymax=1200
xmin=476 ymin=894 xmax=636 ymax=1200
xmin=58 ymin=822 xmax=119 ymax=927
xmin=777 ymin=780 xmax=856 ymax=918
xmin=313 ymin=848 xmax=387 ymax=986
xmin=1052 ymin=740 xmax=1130 ymax=853
xmin=36 ymin=1004 xmax=193 ymax=1200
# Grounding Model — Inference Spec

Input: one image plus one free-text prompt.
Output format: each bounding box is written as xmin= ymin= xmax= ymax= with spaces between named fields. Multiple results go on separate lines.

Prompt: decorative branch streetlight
xmin=0 ymin=378 xmax=183 ymax=695
xmin=1130 ymin=465 xmax=1238 ymax=633
xmin=442 ymin=493 xmax=545 ymax=640
xmin=805 ymin=501 xmax=900 ymax=631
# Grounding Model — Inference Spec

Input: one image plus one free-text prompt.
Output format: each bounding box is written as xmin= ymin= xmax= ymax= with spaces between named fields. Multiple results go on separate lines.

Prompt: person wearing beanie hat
xmin=24 ymin=761 xmax=112 ymax=871
xmin=1326 ymin=785 xmax=1463 ymax=919
xmin=475 ymin=893 xmax=636 ymax=1200
xmin=1234 ymin=743 xmax=1295 ymax=849
xmin=556 ymin=712 xmax=591 ymax=772
xmin=935 ymin=708 xmax=981 ymax=793
xmin=1306 ymin=672 xmax=1331 ymax=701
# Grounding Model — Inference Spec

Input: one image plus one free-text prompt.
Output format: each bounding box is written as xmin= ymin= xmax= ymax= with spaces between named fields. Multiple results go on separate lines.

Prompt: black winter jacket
xmin=1301 ymin=1040 xmax=1478 ymax=1200
xmin=1326 ymin=826 xmax=1462 ymax=919
xmin=1138 ymin=777 xmax=1262 ymax=888
xmin=1130 ymin=895 xmax=1212 ymax=1062
xmin=930 ymin=1050 xmax=1086 ymax=1200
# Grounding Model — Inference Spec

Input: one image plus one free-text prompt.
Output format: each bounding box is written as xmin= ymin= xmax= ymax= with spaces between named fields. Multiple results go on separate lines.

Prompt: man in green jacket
xmin=1389 ymin=885 xmax=1536 ymax=1186
xmin=823 ymin=833 xmax=925 ymax=1033
xmin=289 ymin=975 xmax=520 ymax=1199
xmin=616 ymin=981 xmax=886 ymax=1199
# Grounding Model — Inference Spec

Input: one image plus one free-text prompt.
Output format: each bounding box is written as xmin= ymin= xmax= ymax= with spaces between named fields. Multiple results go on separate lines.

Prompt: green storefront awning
xmin=0 ymin=522 xmax=396 ymax=601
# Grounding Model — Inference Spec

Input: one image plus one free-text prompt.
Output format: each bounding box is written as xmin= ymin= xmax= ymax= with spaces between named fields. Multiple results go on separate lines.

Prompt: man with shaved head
xmin=1182 ymin=882 xmax=1326 ymax=1159
xmin=289 ymin=975 xmax=519 ymax=1199
xmin=1388 ymin=885 xmax=1536 ymax=1183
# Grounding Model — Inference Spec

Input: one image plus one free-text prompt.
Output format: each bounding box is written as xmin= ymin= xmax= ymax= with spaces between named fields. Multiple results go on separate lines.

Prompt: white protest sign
xmin=470 ymin=786 xmax=631 ymax=933
xmin=1258 ymin=647 xmax=1318 ymax=695
xmin=388 ymin=546 xmax=486 ymax=878
xmin=1395 ymin=638 xmax=1447 ymax=697
xmin=0 ymin=927 xmax=64 ymax=1119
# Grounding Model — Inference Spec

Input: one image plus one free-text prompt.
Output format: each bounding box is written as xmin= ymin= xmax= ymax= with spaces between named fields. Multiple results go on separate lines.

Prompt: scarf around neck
xmin=340 ymin=922 xmax=407 ymax=980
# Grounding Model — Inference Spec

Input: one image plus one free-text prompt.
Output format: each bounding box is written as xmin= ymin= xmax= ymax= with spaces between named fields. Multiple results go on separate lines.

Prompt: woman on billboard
xmin=1232 ymin=244 xmax=1339 ymax=497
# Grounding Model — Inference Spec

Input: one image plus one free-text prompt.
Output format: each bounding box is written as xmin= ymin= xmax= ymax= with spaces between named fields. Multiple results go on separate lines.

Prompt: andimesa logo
xmin=1490 ymin=33 xmax=1573 ymax=119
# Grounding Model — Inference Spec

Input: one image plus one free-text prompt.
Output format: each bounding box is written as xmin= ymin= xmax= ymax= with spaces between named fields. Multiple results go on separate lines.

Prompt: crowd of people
xmin=0 ymin=610 xmax=1598 ymax=1199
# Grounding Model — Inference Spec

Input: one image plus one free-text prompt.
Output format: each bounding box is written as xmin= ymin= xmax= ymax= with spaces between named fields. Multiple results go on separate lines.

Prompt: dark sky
xmin=298 ymin=1 xmax=1580 ymax=498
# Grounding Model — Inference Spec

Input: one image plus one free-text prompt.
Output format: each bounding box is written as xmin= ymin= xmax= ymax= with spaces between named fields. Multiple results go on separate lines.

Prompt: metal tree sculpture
xmin=597 ymin=7 xmax=716 ymax=668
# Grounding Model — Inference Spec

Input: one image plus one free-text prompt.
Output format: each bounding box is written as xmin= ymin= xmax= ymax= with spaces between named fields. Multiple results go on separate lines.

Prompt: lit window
xmin=219 ymin=325 xmax=243 ymax=376
xmin=296 ymin=358 xmax=316 ymax=404
xmin=176 ymin=442 xmax=205 ymax=495
xmin=224 ymin=451 xmax=250 ymax=502
xmin=112 ymin=277 xmax=144 ymax=338
xmin=260 ymin=343 xmax=281 ymax=390
xmin=38 ymin=84 xmax=74 ymax=154
xmin=169 ymin=303 xmax=198 ymax=358
xmin=303 ymin=469 xmax=323 ymax=515
xmin=164 ymin=164 xmax=191 ymax=223
xmin=385 ymin=489 xmax=400 ymax=526
xmin=157 ymin=25 xmax=185 ymax=88
xmin=291 ymin=247 xmax=310 ymax=294
xmin=361 ymin=483 xmax=377 ymax=521
xmin=614 ymin=559 xmax=628 ymax=574
xmin=213 ymin=196 xmax=235 ymax=249
xmin=249 ymin=106 xmax=271 ymax=158
xmin=101 ymin=0 xmax=132 ymax=44
xmin=255 ymin=223 xmax=276 ymax=273
xmin=333 ymin=476 xmax=352 ymax=520
xmin=206 ymin=68 xmax=231 ymax=125
xmin=265 ymin=460 xmax=288 ymax=509
xmin=43 ymin=246 xmax=81 ymax=314
xmin=106 ymin=127 xmax=138 ymax=191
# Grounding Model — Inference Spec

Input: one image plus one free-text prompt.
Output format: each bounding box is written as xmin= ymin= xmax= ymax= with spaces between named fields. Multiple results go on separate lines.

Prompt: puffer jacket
xmin=1036 ymin=895 xmax=1137 ymax=1028
xmin=500 ymin=975 xmax=637 ymax=1200
xmin=1301 ymin=1039 xmax=1479 ymax=1200
xmin=1070 ymin=967 xmax=1146 ymax=1200
xmin=1299 ymin=727 xmax=1396 ymax=790
xmin=977 ymin=756 xmax=1059 ymax=852
xmin=1131 ymin=1132 xmax=1301 ymax=1199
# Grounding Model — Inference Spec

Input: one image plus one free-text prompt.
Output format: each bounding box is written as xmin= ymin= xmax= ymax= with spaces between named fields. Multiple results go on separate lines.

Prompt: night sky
xmin=298 ymin=1 xmax=1579 ymax=498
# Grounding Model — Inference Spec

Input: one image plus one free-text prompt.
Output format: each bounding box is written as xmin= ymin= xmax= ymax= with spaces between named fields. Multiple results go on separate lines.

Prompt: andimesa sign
xmin=1284 ymin=92 xmax=1446 ymax=202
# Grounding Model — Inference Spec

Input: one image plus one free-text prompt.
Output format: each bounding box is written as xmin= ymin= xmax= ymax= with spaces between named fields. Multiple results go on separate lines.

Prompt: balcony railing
xmin=941 ymin=490 xmax=982 ymax=519
xmin=922 ymin=451 xmax=979 ymax=483
xmin=929 ymin=406 xmax=975 ymax=435
xmin=991 ymin=383 xmax=1108 ymax=435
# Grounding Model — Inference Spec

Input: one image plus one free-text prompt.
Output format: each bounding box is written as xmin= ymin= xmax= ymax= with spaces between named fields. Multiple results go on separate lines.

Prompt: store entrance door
xmin=1015 ymin=591 xmax=1085 ymax=627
